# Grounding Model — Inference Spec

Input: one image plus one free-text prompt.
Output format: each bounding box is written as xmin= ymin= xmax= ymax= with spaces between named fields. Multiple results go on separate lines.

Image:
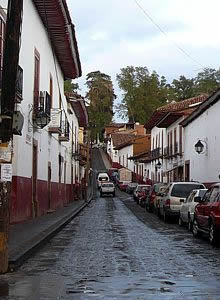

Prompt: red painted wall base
xmin=10 ymin=176 xmax=77 ymax=224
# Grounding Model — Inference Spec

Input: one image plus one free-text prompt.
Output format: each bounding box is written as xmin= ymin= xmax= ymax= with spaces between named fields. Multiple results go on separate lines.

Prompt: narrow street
xmin=1 ymin=149 xmax=220 ymax=299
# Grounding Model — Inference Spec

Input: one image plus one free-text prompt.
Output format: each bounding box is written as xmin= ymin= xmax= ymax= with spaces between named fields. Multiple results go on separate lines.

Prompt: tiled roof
xmin=111 ymin=133 xmax=135 ymax=148
xmin=145 ymin=94 xmax=208 ymax=130
xmin=157 ymin=95 xmax=207 ymax=112
xmin=113 ymin=134 xmax=147 ymax=150
xmin=181 ymin=88 xmax=220 ymax=127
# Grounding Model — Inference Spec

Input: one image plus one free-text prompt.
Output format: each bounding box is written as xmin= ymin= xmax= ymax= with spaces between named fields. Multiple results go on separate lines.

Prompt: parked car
xmin=100 ymin=182 xmax=115 ymax=197
xmin=179 ymin=188 xmax=207 ymax=230
xmin=118 ymin=181 xmax=130 ymax=191
xmin=133 ymin=184 xmax=151 ymax=203
xmin=138 ymin=187 xmax=151 ymax=207
xmin=126 ymin=182 xmax=138 ymax=194
xmin=155 ymin=185 xmax=168 ymax=216
xmin=159 ymin=182 xmax=206 ymax=222
xmin=97 ymin=172 xmax=110 ymax=189
xmin=193 ymin=183 xmax=220 ymax=245
xmin=146 ymin=183 xmax=167 ymax=213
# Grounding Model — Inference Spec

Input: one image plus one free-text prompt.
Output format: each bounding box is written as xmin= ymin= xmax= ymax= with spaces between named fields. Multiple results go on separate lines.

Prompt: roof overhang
xmin=144 ymin=111 xmax=166 ymax=130
xmin=33 ymin=0 xmax=82 ymax=79
xmin=181 ymin=89 xmax=220 ymax=127
xmin=66 ymin=93 xmax=88 ymax=128
xmin=157 ymin=112 xmax=183 ymax=128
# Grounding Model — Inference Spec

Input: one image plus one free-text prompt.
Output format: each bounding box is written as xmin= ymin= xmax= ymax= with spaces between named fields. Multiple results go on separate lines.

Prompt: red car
xmin=193 ymin=183 xmax=220 ymax=245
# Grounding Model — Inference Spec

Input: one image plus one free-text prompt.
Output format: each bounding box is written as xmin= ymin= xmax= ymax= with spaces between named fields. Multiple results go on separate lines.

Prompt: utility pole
xmin=0 ymin=0 xmax=23 ymax=273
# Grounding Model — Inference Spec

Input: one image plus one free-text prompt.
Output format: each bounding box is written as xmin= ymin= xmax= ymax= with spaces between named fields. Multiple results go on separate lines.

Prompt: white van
xmin=97 ymin=173 xmax=109 ymax=189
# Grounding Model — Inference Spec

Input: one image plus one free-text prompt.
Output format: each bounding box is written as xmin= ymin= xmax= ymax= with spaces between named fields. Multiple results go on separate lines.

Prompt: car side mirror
xmin=194 ymin=196 xmax=201 ymax=203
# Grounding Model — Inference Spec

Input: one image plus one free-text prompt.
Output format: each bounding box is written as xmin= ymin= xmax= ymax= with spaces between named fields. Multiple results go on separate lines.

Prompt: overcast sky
xmin=67 ymin=0 xmax=220 ymax=119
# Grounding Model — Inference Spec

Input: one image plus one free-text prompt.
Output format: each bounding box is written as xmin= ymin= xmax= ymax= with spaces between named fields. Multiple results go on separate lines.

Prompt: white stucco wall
xmin=118 ymin=144 xmax=134 ymax=171
xmin=184 ymin=101 xmax=220 ymax=184
xmin=165 ymin=117 xmax=184 ymax=176
xmin=9 ymin=0 xmax=79 ymax=184
xmin=150 ymin=127 xmax=166 ymax=182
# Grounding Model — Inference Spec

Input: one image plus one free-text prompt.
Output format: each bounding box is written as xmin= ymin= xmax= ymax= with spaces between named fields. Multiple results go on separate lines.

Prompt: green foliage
xmin=116 ymin=66 xmax=220 ymax=123
xmin=86 ymin=71 xmax=115 ymax=141
xmin=194 ymin=68 xmax=220 ymax=94
xmin=171 ymin=75 xmax=196 ymax=100
xmin=64 ymin=80 xmax=79 ymax=93
xmin=116 ymin=66 xmax=171 ymax=123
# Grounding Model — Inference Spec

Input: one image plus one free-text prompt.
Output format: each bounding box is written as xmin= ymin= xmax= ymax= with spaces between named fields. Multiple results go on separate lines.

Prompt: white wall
xmin=184 ymin=101 xmax=220 ymax=184
xmin=165 ymin=117 xmax=184 ymax=179
xmin=150 ymin=127 xmax=166 ymax=182
xmin=11 ymin=0 xmax=79 ymax=184
xmin=118 ymin=144 xmax=134 ymax=171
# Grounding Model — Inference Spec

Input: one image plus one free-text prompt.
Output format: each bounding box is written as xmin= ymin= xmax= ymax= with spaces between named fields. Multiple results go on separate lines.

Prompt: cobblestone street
xmin=1 ymin=150 xmax=220 ymax=299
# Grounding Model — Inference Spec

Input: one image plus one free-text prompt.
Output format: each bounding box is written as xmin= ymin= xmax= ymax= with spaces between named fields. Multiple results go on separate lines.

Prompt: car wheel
xmin=113 ymin=192 xmax=115 ymax=197
xmin=178 ymin=216 xmax=183 ymax=226
xmin=192 ymin=219 xmax=200 ymax=237
xmin=209 ymin=222 xmax=217 ymax=246
xmin=188 ymin=216 xmax=193 ymax=232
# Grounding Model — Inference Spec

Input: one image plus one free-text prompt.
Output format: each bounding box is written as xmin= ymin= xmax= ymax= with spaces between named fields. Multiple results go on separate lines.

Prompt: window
xmin=171 ymin=184 xmax=205 ymax=198
xmin=170 ymin=131 xmax=173 ymax=155
xmin=209 ymin=187 xmax=220 ymax=202
xmin=174 ymin=128 xmax=177 ymax=153
xmin=126 ymin=154 xmax=128 ymax=167
xmin=187 ymin=191 xmax=196 ymax=203
xmin=179 ymin=126 xmax=183 ymax=154
xmin=34 ymin=49 xmax=40 ymax=111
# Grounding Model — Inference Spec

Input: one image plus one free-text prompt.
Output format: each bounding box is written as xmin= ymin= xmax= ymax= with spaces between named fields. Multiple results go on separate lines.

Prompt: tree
xmin=86 ymin=71 xmax=115 ymax=141
xmin=64 ymin=80 xmax=79 ymax=93
xmin=116 ymin=66 xmax=171 ymax=123
xmin=194 ymin=68 xmax=220 ymax=94
xmin=171 ymin=75 xmax=196 ymax=100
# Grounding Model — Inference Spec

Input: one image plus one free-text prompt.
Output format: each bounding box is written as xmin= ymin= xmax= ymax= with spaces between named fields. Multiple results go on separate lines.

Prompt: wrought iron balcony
xmin=150 ymin=147 xmax=162 ymax=160
xmin=59 ymin=113 xmax=70 ymax=142
xmin=15 ymin=65 xmax=23 ymax=102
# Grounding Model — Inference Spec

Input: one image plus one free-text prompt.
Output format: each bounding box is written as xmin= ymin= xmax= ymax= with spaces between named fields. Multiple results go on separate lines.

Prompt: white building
xmin=182 ymin=90 xmax=220 ymax=186
xmin=144 ymin=95 xmax=207 ymax=183
xmin=0 ymin=0 xmax=82 ymax=223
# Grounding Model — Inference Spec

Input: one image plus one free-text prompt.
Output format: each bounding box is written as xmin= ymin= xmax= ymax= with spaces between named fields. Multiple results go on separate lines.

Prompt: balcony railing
xmin=163 ymin=143 xmax=183 ymax=159
xmin=15 ymin=65 xmax=23 ymax=102
xmin=150 ymin=147 xmax=162 ymax=160
xmin=59 ymin=113 xmax=70 ymax=142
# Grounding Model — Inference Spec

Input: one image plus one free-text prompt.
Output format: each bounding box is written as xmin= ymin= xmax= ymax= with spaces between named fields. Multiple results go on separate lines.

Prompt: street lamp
xmin=156 ymin=160 xmax=162 ymax=170
xmin=194 ymin=140 xmax=204 ymax=154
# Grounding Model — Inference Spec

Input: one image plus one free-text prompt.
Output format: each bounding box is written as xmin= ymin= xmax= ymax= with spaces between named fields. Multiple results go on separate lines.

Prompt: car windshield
xmin=198 ymin=189 xmax=207 ymax=198
xmin=171 ymin=184 xmax=204 ymax=198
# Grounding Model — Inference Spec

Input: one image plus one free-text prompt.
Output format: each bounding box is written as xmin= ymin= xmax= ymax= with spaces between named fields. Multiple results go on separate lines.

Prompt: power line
xmin=133 ymin=0 xmax=205 ymax=70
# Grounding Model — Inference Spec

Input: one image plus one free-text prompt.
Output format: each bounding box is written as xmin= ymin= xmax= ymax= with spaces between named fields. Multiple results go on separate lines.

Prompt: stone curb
xmin=8 ymin=193 xmax=93 ymax=272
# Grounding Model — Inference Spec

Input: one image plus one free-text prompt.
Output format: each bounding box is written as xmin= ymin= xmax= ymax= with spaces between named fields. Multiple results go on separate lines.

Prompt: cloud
xmin=67 ymin=0 xmax=220 ymax=121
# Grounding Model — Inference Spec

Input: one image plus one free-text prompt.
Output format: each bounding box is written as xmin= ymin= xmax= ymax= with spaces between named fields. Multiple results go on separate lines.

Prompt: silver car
xmin=100 ymin=182 xmax=115 ymax=197
xmin=159 ymin=182 xmax=206 ymax=222
xmin=179 ymin=188 xmax=207 ymax=230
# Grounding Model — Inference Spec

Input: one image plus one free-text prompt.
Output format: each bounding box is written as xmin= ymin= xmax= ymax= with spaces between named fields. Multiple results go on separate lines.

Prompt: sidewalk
xmin=99 ymin=149 xmax=111 ymax=169
xmin=8 ymin=184 xmax=94 ymax=271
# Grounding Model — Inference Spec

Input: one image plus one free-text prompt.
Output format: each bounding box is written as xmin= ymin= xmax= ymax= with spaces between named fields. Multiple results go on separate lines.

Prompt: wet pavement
xmin=1 ymin=149 xmax=220 ymax=299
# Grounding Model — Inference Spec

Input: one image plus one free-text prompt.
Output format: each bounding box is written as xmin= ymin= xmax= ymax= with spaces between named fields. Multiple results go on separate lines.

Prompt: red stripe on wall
xmin=10 ymin=176 xmax=76 ymax=224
